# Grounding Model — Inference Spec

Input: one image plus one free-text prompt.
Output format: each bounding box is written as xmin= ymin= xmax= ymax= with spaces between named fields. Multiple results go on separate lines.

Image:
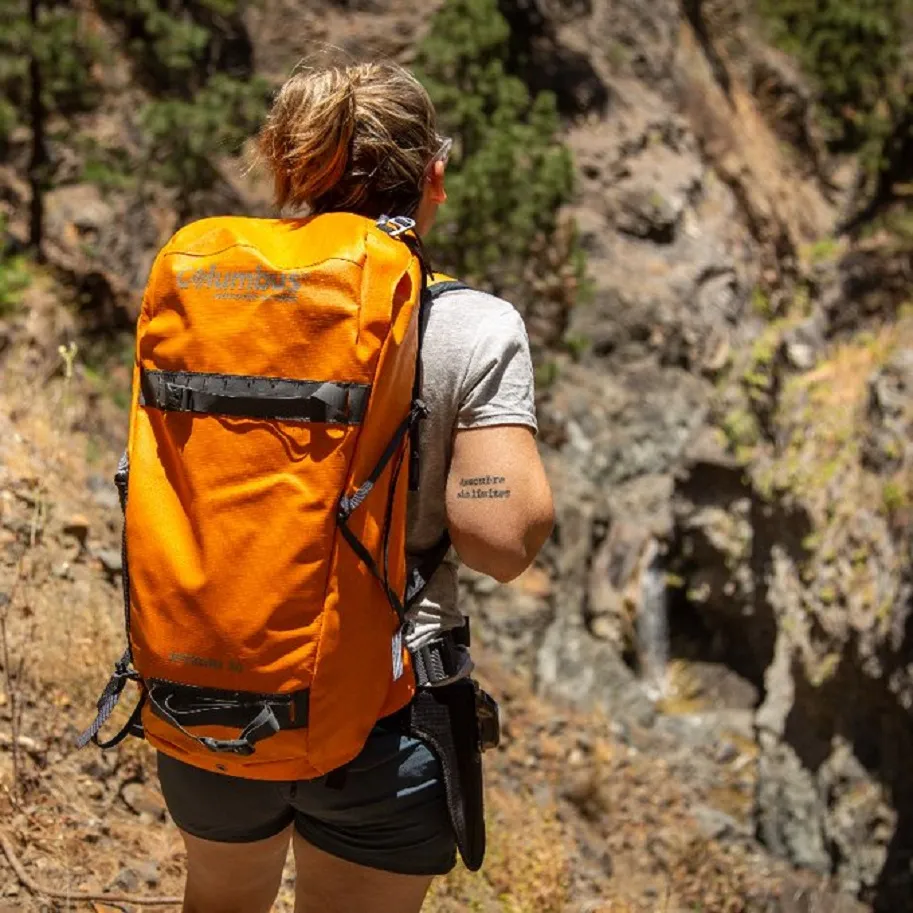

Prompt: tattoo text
xmin=457 ymin=475 xmax=512 ymax=500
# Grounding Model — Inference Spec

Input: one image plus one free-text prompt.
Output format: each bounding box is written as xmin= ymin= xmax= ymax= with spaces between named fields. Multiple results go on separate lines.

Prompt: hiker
xmin=81 ymin=61 xmax=553 ymax=913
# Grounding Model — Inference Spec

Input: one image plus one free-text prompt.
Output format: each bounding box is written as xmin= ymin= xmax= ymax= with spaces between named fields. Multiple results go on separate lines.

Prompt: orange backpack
xmin=80 ymin=212 xmax=452 ymax=780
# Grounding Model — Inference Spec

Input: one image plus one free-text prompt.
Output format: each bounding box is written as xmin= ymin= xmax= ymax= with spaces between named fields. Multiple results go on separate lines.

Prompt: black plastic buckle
xmin=164 ymin=382 xmax=191 ymax=412
xmin=453 ymin=617 xmax=471 ymax=648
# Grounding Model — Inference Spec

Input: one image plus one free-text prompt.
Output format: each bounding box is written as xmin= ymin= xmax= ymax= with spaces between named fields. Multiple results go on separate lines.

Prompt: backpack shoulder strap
xmin=428 ymin=272 xmax=471 ymax=299
xmin=403 ymin=271 xmax=472 ymax=608
xmin=429 ymin=280 xmax=470 ymax=298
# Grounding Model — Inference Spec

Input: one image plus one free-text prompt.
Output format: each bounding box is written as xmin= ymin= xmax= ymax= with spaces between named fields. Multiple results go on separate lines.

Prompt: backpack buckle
xmin=377 ymin=215 xmax=416 ymax=238
xmin=164 ymin=382 xmax=192 ymax=412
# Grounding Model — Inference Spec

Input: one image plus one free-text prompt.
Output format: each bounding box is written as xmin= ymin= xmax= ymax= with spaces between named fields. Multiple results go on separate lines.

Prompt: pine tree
xmin=0 ymin=0 xmax=102 ymax=260
xmin=759 ymin=0 xmax=912 ymax=152
xmin=98 ymin=0 xmax=269 ymax=217
xmin=414 ymin=0 xmax=585 ymax=325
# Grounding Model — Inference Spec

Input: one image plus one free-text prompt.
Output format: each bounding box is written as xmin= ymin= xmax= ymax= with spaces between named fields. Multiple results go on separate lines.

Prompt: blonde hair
xmin=257 ymin=62 xmax=440 ymax=219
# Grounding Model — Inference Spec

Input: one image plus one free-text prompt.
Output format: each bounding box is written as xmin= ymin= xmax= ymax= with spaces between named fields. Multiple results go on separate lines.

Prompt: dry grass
xmin=758 ymin=324 xmax=902 ymax=519
xmin=426 ymin=779 xmax=572 ymax=913
xmin=675 ymin=19 xmax=832 ymax=255
xmin=0 ymin=388 xmax=125 ymax=710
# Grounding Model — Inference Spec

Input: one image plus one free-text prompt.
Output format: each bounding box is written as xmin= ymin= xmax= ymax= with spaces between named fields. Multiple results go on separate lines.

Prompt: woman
xmin=155 ymin=62 xmax=554 ymax=913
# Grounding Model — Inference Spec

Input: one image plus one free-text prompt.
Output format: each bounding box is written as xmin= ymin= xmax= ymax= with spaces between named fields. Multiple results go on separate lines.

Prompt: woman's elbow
xmin=525 ymin=500 xmax=555 ymax=557
xmin=462 ymin=545 xmax=531 ymax=584
xmin=454 ymin=503 xmax=555 ymax=584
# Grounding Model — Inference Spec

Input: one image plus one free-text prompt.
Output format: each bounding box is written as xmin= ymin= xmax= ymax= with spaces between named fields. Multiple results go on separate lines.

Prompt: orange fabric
xmin=125 ymin=212 xmax=424 ymax=779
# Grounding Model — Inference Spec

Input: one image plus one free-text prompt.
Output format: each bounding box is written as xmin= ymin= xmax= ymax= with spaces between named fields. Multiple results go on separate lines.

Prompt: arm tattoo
xmin=456 ymin=475 xmax=512 ymax=500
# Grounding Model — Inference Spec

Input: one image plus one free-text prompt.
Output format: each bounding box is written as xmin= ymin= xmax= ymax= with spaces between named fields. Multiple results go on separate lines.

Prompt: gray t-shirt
xmin=405 ymin=286 xmax=538 ymax=650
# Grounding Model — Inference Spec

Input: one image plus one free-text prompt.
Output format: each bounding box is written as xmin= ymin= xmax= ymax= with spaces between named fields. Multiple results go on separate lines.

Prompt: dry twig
xmin=0 ymin=557 xmax=27 ymax=801
xmin=0 ymin=831 xmax=182 ymax=907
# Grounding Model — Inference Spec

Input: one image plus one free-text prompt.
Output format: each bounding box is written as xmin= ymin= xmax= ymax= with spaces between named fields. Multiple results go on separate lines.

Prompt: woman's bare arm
xmin=445 ymin=425 xmax=554 ymax=583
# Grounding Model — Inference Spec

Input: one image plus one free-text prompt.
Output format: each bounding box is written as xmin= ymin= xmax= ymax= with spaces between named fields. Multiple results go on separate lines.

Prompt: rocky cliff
xmin=461 ymin=2 xmax=913 ymax=910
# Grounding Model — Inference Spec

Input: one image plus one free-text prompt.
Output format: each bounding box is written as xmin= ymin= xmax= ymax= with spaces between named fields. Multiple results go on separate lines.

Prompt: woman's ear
xmin=429 ymin=159 xmax=447 ymax=204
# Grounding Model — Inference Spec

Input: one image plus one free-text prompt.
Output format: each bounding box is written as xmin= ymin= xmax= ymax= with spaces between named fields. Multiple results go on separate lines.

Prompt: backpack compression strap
xmin=336 ymin=269 xmax=472 ymax=643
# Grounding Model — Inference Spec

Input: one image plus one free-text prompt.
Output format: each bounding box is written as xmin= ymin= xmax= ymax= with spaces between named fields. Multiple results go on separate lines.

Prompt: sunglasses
xmin=423 ymin=136 xmax=453 ymax=183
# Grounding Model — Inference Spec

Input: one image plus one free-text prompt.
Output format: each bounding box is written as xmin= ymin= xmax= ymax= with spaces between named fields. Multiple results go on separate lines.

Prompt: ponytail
xmin=258 ymin=68 xmax=357 ymax=211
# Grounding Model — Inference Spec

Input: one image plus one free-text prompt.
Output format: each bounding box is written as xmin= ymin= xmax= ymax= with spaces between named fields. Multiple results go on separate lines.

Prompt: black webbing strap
xmin=405 ymin=533 xmax=452 ymax=608
xmin=406 ymin=278 xmax=470 ymax=492
xmin=411 ymin=634 xmax=474 ymax=688
xmin=140 ymin=370 xmax=370 ymax=425
xmin=76 ymin=649 xmax=141 ymax=748
xmin=408 ymin=263 xmax=432 ymax=492
xmin=428 ymin=280 xmax=470 ymax=297
xmin=337 ymin=400 xmax=429 ymax=623
xmin=95 ymin=689 xmax=146 ymax=750
xmin=339 ymin=401 xmax=427 ymax=516
xmin=77 ymin=452 xmax=143 ymax=750
xmin=147 ymin=682 xmax=309 ymax=756
xmin=382 ymin=440 xmax=410 ymax=613
xmin=338 ymin=521 xmax=406 ymax=623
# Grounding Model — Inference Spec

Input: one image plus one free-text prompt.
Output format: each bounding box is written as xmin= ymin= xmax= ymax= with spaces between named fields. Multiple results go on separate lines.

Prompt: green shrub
xmin=0 ymin=0 xmax=102 ymax=136
xmin=882 ymin=479 xmax=908 ymax=513
xmin=414 ymin=0 xmax=584 ymax=309
xmin=0 ymin=216 xmax=32 ymax=316
xmin=759 ymin=0 xmax=913 ymax=239
xmin=141 ymin=73 xmax=269 ymax=207
xmin=0 ymin=257 xmax=30 ymax=317
xmin=721 ymin=407 xmax=761 ymax=453
xmin=758 ymin=0 xmax=911 ymax=154
xmin=97 ymin=1 xmax=268 ymax=211
xmin=0 ymin=1 xmax=104 ymax=255
xmin=97 ymin=0 xmax=244 ymax=93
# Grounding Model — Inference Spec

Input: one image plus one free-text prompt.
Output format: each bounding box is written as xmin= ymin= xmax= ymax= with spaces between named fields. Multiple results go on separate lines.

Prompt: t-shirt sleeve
xmin=456 ymin=307 xmax=538 ymax=433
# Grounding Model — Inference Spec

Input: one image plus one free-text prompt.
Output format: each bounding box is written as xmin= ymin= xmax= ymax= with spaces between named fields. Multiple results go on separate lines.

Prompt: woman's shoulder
xmin=423 ymin=281 xmax=530 ymax=367
xmin=427 ymin=279 xmax=523 ymax=325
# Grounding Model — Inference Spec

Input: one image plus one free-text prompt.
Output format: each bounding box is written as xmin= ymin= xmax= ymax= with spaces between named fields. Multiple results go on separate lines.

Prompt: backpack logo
xmin=176 ymin=265 xmax=308 ymax=301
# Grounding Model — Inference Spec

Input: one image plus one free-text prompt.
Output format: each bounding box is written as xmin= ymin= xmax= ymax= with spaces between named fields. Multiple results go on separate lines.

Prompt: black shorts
xmin=156 ymin=721 xmax=457 ymax=876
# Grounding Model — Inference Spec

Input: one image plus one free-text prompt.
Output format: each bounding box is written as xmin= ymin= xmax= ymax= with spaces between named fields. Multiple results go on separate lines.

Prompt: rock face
xmin=471 ymin=2 xmax=913 ymax=911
